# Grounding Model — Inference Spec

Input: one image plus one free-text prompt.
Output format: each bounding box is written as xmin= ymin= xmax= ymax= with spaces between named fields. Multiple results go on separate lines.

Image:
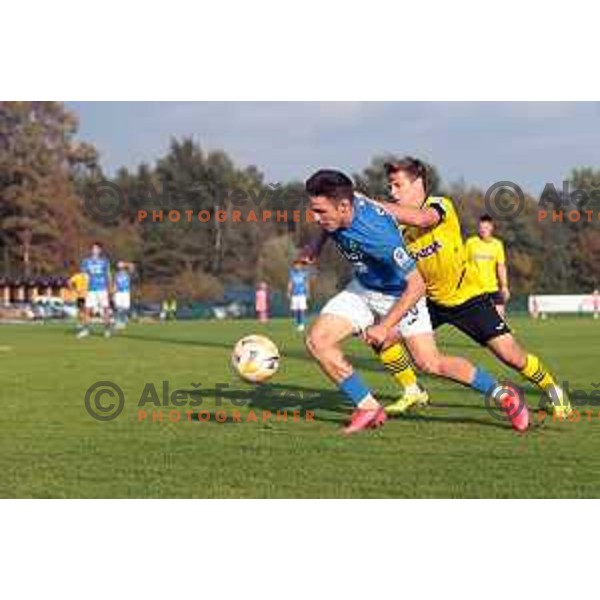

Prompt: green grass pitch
xmin=1 ymin=316 xmax=599 ymax=498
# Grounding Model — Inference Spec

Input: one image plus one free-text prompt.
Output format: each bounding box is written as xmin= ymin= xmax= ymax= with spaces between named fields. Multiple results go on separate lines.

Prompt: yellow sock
xmin=521 ymin=353 xmax=557 ymax=392
xmin=378 ymin=343 xmax=419 ymax=392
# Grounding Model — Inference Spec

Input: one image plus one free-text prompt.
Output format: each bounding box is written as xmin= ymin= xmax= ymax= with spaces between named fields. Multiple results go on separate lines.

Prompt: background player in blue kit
xmin=304 ymin=170 xmax=529 ymax=434
xmin=80 ymin=242 xmax=112 ymax=338
xmin=113 ymin=261 xmax=132 ymax=330
xmin=287 ymin=260 xmax=310 ymax=332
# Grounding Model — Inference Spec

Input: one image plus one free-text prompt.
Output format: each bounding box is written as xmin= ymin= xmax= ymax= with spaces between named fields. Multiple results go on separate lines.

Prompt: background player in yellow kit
xmin=68 ymin=263 xmax=89 ymax=336
xmin=380 ymin=157 xmax=572 ymax=418
xmin=466 ymin=215 xmax=510 ymax=319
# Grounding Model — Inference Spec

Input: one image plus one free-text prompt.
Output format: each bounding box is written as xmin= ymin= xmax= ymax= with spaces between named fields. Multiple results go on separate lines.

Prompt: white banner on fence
xmin=528 ymin=294 xmax=600 ymax=314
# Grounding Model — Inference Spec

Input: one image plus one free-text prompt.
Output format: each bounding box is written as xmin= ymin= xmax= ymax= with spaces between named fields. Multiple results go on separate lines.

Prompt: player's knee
xmin=510 ymin=354 xmax=528 ymax=371
xmin=491 ymin=338 xmax=526 ymax=370
xmin=503 ymin=352 xmax=522 ymax=369
xmin=305 ymin=328 xmax=331 ymax=359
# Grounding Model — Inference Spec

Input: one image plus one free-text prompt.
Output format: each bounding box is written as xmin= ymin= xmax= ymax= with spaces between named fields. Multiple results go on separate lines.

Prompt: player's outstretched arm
xmin=364 ymin=270 xmax=426 ymax=347
xmin=379 ymin=202 xmax=441 ymax=229
xmin=297 ymin=230 xmax=328 ymax=264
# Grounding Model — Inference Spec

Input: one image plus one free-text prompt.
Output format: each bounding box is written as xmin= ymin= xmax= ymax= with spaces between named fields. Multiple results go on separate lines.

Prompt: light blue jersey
xmin=330 ymin=196 xmax=416 ymax=295
xmin=114 ymin=270 xmax=131 ymax=293
xmin=81 ymin=256 xmax=110 ymax=292
xmin=289 ymin=268 xmax=308 ymax=296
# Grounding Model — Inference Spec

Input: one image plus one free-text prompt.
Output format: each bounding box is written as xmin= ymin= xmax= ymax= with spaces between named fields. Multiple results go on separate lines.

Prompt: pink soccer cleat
xmin=499 ymin=385 xmax=529 ymax=432
xmin=343 ymin=406 xmax=386 ymax=435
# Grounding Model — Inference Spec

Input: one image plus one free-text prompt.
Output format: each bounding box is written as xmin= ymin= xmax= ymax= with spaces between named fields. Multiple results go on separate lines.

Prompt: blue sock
xmin=471 ymin=367 xmax=497 ymax=396
xmin=339 ymin=372 xmax=372 ymax=407
xmin=299 ymin=311 xmax=306 ymax=326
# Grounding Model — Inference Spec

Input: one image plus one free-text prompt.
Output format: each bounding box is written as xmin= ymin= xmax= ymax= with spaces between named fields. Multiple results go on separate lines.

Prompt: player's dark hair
xmin=91 ymin=241 xmax=103 ymax=248
xmin=384 ymin=157 xmax=430 ymax=195
xmin=479 ymin=214 xmax=494 ymax=224
xmin=305 ymin=170 xmax=354 ymax=202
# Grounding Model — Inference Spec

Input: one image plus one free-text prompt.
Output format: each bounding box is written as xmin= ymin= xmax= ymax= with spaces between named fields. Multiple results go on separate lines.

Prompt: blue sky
xmin=67 ymin=102 xmax=600 ymax=194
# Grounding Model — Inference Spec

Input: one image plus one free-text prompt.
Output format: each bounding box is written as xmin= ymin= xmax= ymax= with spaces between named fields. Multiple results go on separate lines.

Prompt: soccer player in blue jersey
xmin=304 ymin=170 xmax=528 ymax=434
xmin=288 ymin=260 xmax=310 ymax=332
xmin=113 ymin=261 xmax=131 ymax=330
xmin=79 ymin=242 xmax=112 ymax=338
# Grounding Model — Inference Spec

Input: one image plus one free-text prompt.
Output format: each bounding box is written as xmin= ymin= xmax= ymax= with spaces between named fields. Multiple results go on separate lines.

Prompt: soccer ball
xmin=231 ymin=335 xmax=280 ymax=383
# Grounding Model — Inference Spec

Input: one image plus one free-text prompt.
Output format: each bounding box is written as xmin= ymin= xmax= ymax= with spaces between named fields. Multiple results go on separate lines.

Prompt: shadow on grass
xmin=391 ymin=411 xmax=512 ymax=431
xmin=179 ymin=382 xmax=353 ymax=425
xmin=119 ymin=331 xmax=546 ymax=431
xmin=174 ymin=381 xmax=528 ymax=431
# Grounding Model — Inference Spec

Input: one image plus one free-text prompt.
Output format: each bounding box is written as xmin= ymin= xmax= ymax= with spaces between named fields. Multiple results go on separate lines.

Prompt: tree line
xmin=1 ymin=101 xmax=599 ymax=302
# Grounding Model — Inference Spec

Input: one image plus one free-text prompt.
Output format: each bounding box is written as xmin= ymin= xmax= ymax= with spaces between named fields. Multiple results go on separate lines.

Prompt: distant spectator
xmin=170 ymin=298 xmax=178 ymax=320
xmin=162 ymin=297 xmax=177 ymax=321
xmin=255 ymin=282 xmax=269 ymax=323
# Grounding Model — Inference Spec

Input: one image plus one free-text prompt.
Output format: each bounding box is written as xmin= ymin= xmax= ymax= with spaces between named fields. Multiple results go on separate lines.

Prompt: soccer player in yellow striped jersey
xmin=466 ymin=215 xmax=509 ymax=319
xmin=381 ymin=157 xmax=571 ymax=418
xmin=68 ymin=263 xmax=89 ymax=336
